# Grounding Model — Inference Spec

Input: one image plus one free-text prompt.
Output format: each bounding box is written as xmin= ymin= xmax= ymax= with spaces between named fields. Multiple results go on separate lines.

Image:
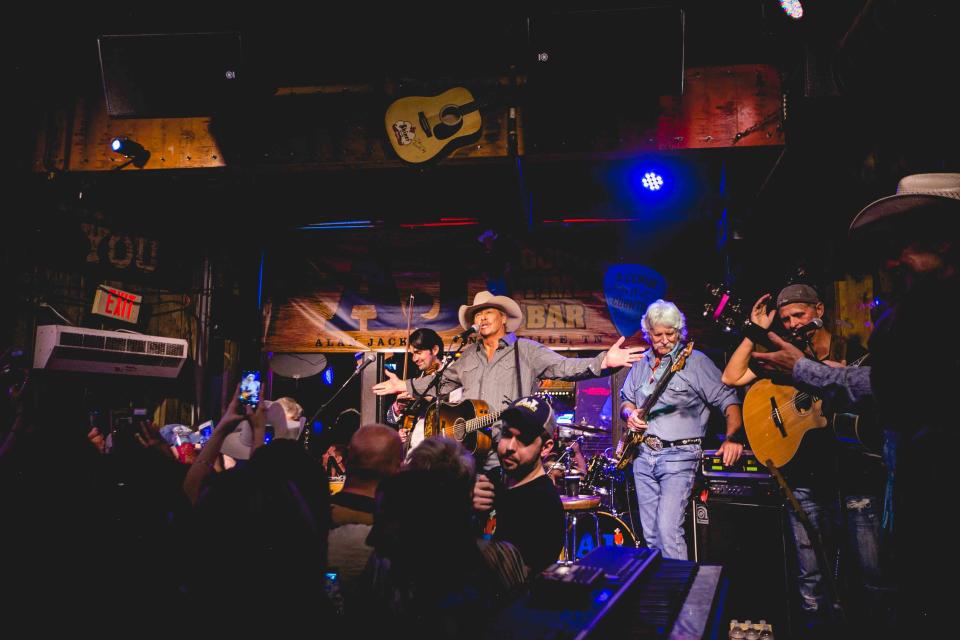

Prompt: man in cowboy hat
xmin=750 ymin=173 xmax=960 ymax=632
xmin=373 ymin=290 xmax=645 ymax=472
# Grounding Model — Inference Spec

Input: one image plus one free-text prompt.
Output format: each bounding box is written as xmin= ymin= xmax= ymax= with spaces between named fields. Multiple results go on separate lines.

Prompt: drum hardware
xmin=563 ymin=472 xmax=585 ymax=498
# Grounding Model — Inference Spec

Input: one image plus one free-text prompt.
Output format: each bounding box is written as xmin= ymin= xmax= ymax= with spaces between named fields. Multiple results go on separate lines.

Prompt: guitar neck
xmin=459 ymin=100 xmax=481 ymax=116
xmin=639 ymin=347 xmax=686 ymax=414
xmin=464 ymin=408 xmax=504 ymax=435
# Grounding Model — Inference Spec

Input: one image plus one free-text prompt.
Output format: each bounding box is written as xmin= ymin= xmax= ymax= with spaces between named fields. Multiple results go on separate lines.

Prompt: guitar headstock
xmin=671 ymin=341 xmax=695 ymax=372
xmin=703 ymin=283 xmax=747 ymax=334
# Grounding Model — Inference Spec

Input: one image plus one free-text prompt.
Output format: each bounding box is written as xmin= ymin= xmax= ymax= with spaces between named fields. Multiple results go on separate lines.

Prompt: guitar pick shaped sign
xmin=603 ymin=264 xmax=667 ymax=338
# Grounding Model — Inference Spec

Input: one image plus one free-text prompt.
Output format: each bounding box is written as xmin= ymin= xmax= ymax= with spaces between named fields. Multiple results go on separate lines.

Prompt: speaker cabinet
xmin=690 ymin=499 xmax=792 ymax=633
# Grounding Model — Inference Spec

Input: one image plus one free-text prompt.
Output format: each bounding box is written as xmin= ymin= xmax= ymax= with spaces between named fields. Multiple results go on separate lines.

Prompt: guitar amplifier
xmin=701 ymin=449 xmax=769 ymax=478
xmin=699 ymin=450 xmax=779 ymax=505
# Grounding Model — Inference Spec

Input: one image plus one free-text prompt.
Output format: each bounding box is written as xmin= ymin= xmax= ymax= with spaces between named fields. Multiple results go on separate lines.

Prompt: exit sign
xmin=92 ymin=285 xmax=142 ymax=324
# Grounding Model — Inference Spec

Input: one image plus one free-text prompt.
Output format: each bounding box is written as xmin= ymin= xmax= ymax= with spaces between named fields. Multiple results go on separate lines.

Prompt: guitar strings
xmin=746 ymin=356 xmax=869 ymax=426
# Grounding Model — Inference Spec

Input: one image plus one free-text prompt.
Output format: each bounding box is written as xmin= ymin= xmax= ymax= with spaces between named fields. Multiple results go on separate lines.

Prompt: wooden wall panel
xmin=34 ymin=64 xmax=781 ymax=172
xmin=658 ymin=64 xmax=784 ymax=150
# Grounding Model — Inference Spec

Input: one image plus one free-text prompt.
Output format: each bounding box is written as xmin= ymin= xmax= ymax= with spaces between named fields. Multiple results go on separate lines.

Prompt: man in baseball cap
xmin=473 ymin=395 xmax=564 ymax=575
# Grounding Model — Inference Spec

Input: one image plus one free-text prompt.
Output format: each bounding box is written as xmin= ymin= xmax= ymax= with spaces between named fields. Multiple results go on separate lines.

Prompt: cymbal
xmin=558 ymin=424 xmax=608 ymax=438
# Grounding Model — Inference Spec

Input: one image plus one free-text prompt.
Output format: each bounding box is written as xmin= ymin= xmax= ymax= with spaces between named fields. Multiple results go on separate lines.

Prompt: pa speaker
xmin=97 ymin=32 xmax=242 ymax=117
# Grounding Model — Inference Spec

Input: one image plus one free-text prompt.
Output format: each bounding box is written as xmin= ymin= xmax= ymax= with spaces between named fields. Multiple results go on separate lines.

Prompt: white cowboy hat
xmin=458 ymin=290 xmax=523 ymax=333
xmin=850 ymin=173 xmax=960 ymax=232
xmin=220 ymin=401 xmax=298 ymax=461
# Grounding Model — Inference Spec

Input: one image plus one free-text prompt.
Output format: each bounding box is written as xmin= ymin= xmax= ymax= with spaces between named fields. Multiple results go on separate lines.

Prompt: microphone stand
xmin=301 ymin=354 xmax=376 ymax=454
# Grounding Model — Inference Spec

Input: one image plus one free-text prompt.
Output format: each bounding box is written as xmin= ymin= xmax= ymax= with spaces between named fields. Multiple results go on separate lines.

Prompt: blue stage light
xmin=641 ymin=172 xmax=664 ymax=191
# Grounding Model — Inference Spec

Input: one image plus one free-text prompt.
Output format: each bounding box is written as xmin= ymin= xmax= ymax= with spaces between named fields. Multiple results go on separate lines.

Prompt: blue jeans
xmin=787 ymin=487 xmax=839 ymax=616
xmin=632 ymin=443 xmax=701 ymax=560
xmin=787 ymin=489 xmax=885 ymax=621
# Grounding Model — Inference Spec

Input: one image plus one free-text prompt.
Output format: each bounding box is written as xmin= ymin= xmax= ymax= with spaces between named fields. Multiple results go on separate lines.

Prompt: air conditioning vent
xmin=83 ymin=334 xmax=106 ymax=349
xmin=60 ymin=333 xmax=83 ymax=347
xmin=35 ymin=325 xmax=188 ymax=378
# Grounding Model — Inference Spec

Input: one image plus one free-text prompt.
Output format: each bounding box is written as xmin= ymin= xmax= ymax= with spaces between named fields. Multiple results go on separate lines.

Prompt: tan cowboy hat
xmin=458 ymin=291 xmax=523 ymax=333
xmin=850 ymin=173 xmax=960 ymax=232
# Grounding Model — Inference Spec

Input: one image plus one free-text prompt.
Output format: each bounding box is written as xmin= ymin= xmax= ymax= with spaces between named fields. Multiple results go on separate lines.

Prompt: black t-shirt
xmin=494 ymin=474 xmax=564 ymax=575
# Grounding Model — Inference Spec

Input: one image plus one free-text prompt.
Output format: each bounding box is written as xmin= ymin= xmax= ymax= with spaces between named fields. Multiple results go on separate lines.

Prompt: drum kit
xmin=550 ymin=421 xmax=642 ymax=562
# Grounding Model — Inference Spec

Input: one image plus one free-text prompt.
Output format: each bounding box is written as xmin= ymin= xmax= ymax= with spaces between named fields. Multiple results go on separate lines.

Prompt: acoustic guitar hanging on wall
xmin=385 ymin=87 xmax=482 ymax=164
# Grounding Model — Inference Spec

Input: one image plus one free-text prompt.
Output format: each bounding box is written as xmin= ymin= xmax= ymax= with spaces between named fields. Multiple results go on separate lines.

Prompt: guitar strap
xmin=514 ymin=338 xmax=523 ymax=399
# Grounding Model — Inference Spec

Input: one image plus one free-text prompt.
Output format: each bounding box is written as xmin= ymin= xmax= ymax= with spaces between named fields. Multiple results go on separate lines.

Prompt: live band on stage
xmin=316 ymin=276 xmax=897 ymax=637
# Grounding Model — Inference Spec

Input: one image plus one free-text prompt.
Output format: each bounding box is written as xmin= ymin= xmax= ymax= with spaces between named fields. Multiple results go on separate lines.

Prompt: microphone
xmin=354 ymin=352 xmax=378 ymax=371
xmin=790 ymin=317 xmax=823 ymax=337
xmin=453 ymin=324 xmax=479 ymax=342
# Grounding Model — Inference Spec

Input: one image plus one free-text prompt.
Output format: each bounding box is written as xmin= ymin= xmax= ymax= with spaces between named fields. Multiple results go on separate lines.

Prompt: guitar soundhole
xmin=454 ymin=419 xmax=466 ymax=441
xmin=440 ymin=105 xmax=462 ymax=126
xmin=794 ymin=392 xmax=812 ymax=412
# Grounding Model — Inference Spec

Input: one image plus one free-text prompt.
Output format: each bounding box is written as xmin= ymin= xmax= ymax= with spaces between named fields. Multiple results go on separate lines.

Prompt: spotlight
xmin=322 ymin=367 xmax=334 ymax=386
xmin=778 ymin=0 xmax=803 ymax=20
xmin=109 ymin=137 xmax=150 ymax=168
xmin=641 ymin=172 xmax=664 ymax=191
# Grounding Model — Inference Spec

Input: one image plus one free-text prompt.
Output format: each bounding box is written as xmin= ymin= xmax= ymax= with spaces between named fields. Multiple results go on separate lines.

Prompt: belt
xmin=642 ymin=435 xmax=703 ymax=452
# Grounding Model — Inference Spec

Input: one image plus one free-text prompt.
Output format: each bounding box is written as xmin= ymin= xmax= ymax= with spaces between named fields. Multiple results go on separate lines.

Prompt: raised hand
xmin=751 ymin=332 xmax=805 ymax=377
xmin=601 ymin=336 xmax=648 ymax=369
xmin=216 ymin=383 xmax=252 ymax=433
xmin=750 ymin=294 xmax=776 ymax=329
xmin=473 ymin=473 xmax=496 ymax=511
xmin=372 ymin=369 xmax=407 ymax=396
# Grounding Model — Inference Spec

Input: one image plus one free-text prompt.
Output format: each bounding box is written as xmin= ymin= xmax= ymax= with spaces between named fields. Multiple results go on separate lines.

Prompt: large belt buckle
xmin=644 ymin=435 xmax=663 ymax=452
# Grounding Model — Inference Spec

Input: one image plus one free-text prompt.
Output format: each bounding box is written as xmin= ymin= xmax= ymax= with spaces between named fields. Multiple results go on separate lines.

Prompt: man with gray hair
xmin=619 ymin=299 xmax=744 ymax=560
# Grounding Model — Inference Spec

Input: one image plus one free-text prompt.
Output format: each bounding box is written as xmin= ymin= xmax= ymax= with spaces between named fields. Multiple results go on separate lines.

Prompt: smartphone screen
xmin=239 ymin=370 xmax=262 ymax=407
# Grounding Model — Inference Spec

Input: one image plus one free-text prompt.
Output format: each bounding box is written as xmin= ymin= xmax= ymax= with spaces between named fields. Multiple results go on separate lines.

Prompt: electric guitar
xmin=384 ymin=87 xmax=483 ymax=163
xmin=613 ymin=342 xmax=695 ymax=471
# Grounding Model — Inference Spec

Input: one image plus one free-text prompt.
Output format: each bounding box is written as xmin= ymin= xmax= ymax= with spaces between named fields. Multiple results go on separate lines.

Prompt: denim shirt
xmin=619 ymin=347 xmax=739 ymax=440
xmin=793 ymin=358 xmax=873 ymax=405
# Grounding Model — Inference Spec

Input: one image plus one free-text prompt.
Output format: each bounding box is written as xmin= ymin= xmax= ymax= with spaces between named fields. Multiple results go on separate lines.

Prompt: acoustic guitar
xmin=704 ymin=283 xmax=874 ymax=466
xmin=422 ymin=398 xmax=498 ymax=459
xmin=421 ymin=392 xmax=552 ymax=458
xmin=384 ymin=87 xmax=482 ymax=164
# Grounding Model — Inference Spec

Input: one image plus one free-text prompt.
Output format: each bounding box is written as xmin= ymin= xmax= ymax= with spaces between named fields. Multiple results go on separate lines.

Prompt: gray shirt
xmin=619 ymin=348 xmax=739 ymax=441
xmin=405 ymin=333 xmax=613 ymax=467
